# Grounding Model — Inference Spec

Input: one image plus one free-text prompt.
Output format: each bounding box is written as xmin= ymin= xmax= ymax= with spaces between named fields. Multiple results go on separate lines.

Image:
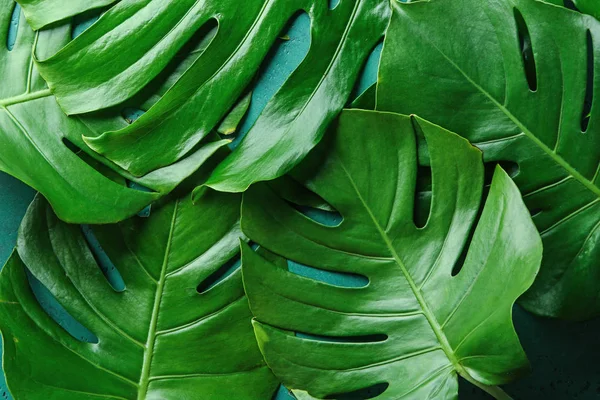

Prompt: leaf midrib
xmin=137 ymin=200 xmax=180 ymax=399
xmin=421 ymin=27 xmax=600 ymax=198
xmin=1 ymin=32 xmax=53 ymax=108
xmin=0 ymin=89 xmax=53 ymax=108
xmin=337 ymin=160 xmax=517 ymax=399
xmin=336 ymin=159 xmax=460 ymax=370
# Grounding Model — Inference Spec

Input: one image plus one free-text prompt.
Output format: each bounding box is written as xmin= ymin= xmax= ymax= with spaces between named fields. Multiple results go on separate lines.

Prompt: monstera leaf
xmin=16 ymin=0 xmax=117 ymax=30
xmin=377 ymin=0 xmax=600 ymax=320
xmin=241 ymin=110 xmax=542 ymax=399
xmin=0 ymin=191 xmax=279 ymax=399
xmin=573 ymin=0 xmax=600 ymax=18
xmin=17 ymin=0 xmax=391 ymax=193
xmin=0 ymin=2 xmax=235 ymax=224
xmin=545 ymin=0 xmax=600 ymax=19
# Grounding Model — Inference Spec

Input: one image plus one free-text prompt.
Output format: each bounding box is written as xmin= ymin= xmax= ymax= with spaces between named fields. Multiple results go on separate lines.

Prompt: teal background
xmin=0 ymin=3 xmax=599 ymax=399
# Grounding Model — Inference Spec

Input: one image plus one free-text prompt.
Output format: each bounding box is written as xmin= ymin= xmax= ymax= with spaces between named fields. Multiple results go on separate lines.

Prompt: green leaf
xmin=571 ymin=0 xmax=600 ymax=20
xmin=377 ymin=0 xmax=600 ymax=320
xmin=241 ymin=110 xmax=542 ymax=399
xmin=27 ymin=0 xmax=391 ymax=192
xmin=16 ymin=0 xmax=117 ymax=30
xmin=0 ymin=3 xmax=234 ymax=224
xmin=0 ymin=3 xmax=157 ymax=223
xmin=217 ymin=91 xmax=252 ymax=136
xmin=0 ymin=190 xmax=279 ymax=399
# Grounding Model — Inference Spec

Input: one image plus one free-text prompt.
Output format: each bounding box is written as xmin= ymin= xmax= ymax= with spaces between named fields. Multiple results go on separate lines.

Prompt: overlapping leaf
xmin=0 ymin=190 xmax=279 ymax=399
xmin=546 ymin=0 xmax=600 ymax=19
xmin=0 ymin=2 xmax=235 ymax=223
xmin=19 ymin=0 xmax=391 ymax=193
xmin=242 ymin=110 xmax=542 ymax=399
xmin=16 ymin=0 xmax=117 ymax=30
xmin=377 ymin=0 xmax=600 ymax=320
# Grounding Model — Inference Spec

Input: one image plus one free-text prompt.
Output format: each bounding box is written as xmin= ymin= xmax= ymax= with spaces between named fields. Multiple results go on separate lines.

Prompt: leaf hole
xmin=229 ymin=11 xmax=311 ymax=148
xmin=582 ymin=30 xmax=594 ymax=132
xmin=514 ymin=8 xmax=538 ymax=92
xmin=295 ymin=331 xmax=387 ymax=343
xmin=26 ymin=270 xmax=99 ymax=343
xmin=6 ymin=2 xmax=20 ymax=52
xmin=329 ymin=0 xmax=342 ymax=10
xmin=288 ymin=261 xmax=368 ymax=288
xmin=81 ymin=225 xmax=126 ymax=292
xmin=196 ymin=251 xmax=243 ymax=294
xmin=348 ymin=40 xmax=383 ymax=105
xmin=324 ymin=383 xmax=389 ymax=399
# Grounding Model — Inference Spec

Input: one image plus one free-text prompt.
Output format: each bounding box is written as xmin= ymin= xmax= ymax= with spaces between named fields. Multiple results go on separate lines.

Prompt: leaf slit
xmin=81 ymin=225 xmax=126 ymax=292
xmin=563 ymin=0 xmax=580 ymax=12
xmin=514 ymin=8 xmax=537 ymax=92
xmin=582 ymin=30 xmax=594 ymax=132
xmin=414 ymin=166 xmax=432 ymax=228
xmin=6 ymin=3 xmax=20 ymax=52
xmin=288 ymin=260 xmax=368 ymax=288
xmin=196 ymin=252 xmax=242 ymax=294
xmin=286 ymin=200 xmax=343 ymax=227
xmin=229 ymin=11 xmax=311 ymax=147
xmin=329 ymin=0 xmax=341 ymax=10
xmin=323 ymin=382 xmax=389 ymax=399
xmin=295 ymin=331 xmax=387 ymax=343
xmin=348 ymin=40 xmax=383 ymax=105
xmin=26 ymin=270 xmax=99 ymax=343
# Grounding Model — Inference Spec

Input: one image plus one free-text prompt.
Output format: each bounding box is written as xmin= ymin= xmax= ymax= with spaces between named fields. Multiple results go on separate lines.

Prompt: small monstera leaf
xmin=241 ymin=110 xmax=542 ymax=399
xmin=0 ymin=191 xmax=279 ymax=399
xmin=20 ymin=0 xmax=391 ymax=192
xmin=0 ymin=2 xmax=233 ymax=224
xmin=377 ymin=0 xmax=600 ymax=320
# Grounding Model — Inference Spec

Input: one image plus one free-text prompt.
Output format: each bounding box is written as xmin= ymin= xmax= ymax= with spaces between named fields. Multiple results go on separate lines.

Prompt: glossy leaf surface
xmin=0 ymin=190 xmax=278 ymax=399
xmin=28 ymin=0 xmax=391 ymax=192
xmin=0 ymin=3 xmax=156 ymax=223
xmin=242 ymin=110 xmax=542 ymax=399
xmin=377 ymin=0 xmax=600 ymax=320
xmin=0 ymin=2 xmax=234 ymax=223
xmin=16 ymin=0 xmax=117 ymax=30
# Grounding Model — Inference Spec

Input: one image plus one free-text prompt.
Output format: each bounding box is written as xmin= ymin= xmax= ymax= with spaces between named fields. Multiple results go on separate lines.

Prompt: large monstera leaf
xmin=0 ymin=191 xmax=279 ymax=399
xmin=241 ymin=110 xmax=542 ymax=399
xmin=0 ymin=1 xmax=234 ymax=223
xmin=17 ymin=0 xmax=391 ymax=192
xmin=377 ymin=0 xmax=600 ymax=320
xmin=0 ymin=2 xmax=158 ymax=223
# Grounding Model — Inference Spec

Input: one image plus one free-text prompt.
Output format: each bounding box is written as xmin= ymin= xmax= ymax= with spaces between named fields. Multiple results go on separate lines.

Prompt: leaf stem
xmin=460 ymin=371 xmax=513 ymax=400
